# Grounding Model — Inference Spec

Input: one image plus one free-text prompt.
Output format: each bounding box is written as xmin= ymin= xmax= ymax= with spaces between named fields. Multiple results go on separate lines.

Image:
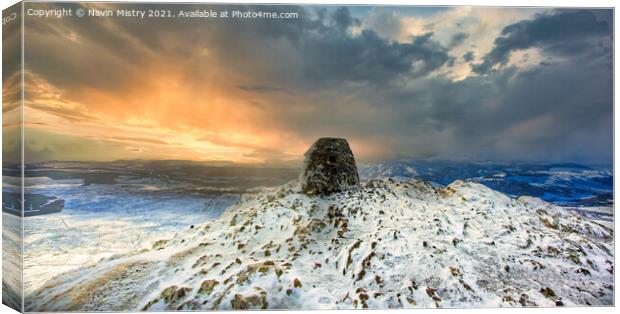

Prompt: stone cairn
xmin=300 ymin=138 xmax=360 ymax=195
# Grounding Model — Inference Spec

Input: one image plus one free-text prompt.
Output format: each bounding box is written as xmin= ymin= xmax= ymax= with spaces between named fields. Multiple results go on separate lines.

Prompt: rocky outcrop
xmin=299 ymin=138 xmax=360 ymax=195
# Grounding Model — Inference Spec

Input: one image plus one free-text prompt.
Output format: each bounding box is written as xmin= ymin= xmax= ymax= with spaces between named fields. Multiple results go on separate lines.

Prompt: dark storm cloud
xmin=448 ymin=32 xmax=469 ymax=48
xmin=23 ymin=4 xmax=613 ymax=165
xmin=24 ymin=3 xmax=451 ymax=91
xmin=300 ymin=30 xmax=450 ymax=85
xmin=331 ymin=6 xmax=361 ymax=30
xmin=23 ymin=2 xmax=164 ymax=92
xmin=473 ymin=9 xmax=612 ymax=74
xmin=203 ymin=6 xmax=451 ymax=86
xmin=266 ymin=8 xmax=612 ymax=163
xmin=462 ymin=51 xmax=475 ymax=62
xmin=340 ymin=60 xmax=612 ymax=163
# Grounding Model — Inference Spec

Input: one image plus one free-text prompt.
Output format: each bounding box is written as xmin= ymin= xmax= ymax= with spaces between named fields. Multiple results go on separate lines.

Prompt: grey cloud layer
xmin=23 ymin=4 xmax=613 ymax=164
xmin=473 ymin=9 xmax=612 ymax=74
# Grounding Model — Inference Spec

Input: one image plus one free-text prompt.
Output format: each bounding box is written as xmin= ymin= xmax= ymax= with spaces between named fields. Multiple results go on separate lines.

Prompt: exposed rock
xmin=231 ymin=293 xmax=268 ymax=309
xmin=198 ymin=280 xmax=219 ymax=295
xmin=300 ymin=138 xmax=360 ymax=195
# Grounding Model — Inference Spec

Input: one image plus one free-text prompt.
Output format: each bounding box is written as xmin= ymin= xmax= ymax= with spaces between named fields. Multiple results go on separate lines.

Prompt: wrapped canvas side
xmin=2 ymin=2 xmax=24 ymax=313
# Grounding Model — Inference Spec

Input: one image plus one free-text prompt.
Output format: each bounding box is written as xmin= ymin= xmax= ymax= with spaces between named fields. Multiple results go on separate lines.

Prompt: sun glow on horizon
xmin=10 ymin=4 xmax=612 ymax=166
xmin=18 ymin=69 xmax=312 ymax=164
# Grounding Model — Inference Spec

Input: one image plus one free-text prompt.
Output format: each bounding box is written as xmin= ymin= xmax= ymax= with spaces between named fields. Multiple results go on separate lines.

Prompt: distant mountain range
xmin=360 ymin=160 xmax=612 ymax=207
xmin=3 ymin=160 xmax=612 ymax=214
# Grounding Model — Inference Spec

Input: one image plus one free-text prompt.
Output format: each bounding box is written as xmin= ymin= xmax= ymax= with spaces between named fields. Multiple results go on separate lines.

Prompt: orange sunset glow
xmin=4 ymin=2 xmax=612 ymax=165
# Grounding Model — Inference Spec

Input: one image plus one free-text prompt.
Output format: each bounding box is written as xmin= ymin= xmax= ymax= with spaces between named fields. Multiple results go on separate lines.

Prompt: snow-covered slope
xmin=26 ymin=179 xmax=614 ymax=310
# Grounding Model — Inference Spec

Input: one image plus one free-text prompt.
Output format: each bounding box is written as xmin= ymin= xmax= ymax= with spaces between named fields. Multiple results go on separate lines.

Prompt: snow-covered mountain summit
xmin=27 ymin=177 xmax=614 ymax=310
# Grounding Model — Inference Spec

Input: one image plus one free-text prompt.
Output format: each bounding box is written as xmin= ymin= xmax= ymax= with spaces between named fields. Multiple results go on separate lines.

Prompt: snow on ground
xmin=564 ymin=206 xmax=614 ymax=230
xmin=21 ymin=181 xmax=237 ymax=295
xmin=2 ymin=212 xmax=22 ymax=308
xmin=25 ymin=179 xmax=614 ymax=311
xmin=24 ymin=210 xmax=207 ymax=296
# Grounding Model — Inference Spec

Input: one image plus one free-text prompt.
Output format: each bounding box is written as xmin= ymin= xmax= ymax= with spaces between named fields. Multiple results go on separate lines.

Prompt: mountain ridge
xmin=26 ymin=178 xmax=614 ymax=310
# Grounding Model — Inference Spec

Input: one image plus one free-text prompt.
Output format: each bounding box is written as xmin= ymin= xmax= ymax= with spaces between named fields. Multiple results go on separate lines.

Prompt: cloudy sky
xmin=6 ymin=3 xmax=613 ymax=165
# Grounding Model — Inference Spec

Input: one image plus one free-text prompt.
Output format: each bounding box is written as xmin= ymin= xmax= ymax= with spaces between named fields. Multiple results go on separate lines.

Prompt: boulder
xmin=300 ymin=138 xmax=360 ymax=195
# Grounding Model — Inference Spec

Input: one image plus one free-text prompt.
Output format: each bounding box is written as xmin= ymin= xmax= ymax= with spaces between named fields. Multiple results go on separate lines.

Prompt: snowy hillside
xmin=26 ymin=179 xmax=614 ymax=310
